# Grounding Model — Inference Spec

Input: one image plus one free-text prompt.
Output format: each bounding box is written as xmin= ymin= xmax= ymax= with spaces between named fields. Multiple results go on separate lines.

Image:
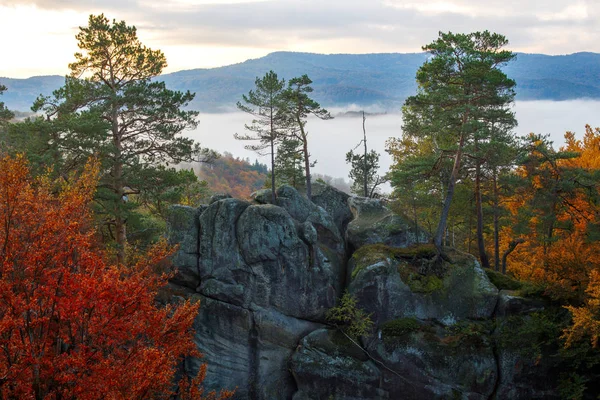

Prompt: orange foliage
xmin=0 ymin=155 xmax=233 ymax=399
xmin=563 ymin=269 xmax=600 ymax=348
xmin=501 ymin=129 xmax=600 ymax=302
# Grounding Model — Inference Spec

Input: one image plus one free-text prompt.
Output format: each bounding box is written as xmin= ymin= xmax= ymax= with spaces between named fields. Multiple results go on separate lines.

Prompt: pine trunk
xmin=475 ymin=157 xmax=490 ymax=268
xmin=434 ymin=132 xmax=465 ymax=254
xmin=270 ymin=109 xmax=276 ymax=203
xmin=297 ymin=116 xmax=311 ymax=200
xmin=493 ymin=169 xmax=500 ymax=271
xmin=363 ymin=111 xmax=368 ymax=198
xmin=112 ymin=102 xmax=126 ymax=265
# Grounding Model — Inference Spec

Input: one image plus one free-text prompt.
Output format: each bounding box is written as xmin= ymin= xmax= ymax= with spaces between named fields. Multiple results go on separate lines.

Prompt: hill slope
xmin=2 ymin=51 xmax=600 ymax=112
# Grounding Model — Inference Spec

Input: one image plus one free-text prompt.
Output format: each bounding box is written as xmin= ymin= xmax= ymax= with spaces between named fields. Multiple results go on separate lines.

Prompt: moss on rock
xmin=485 ymin=269 xmax=523 ymax=290
xmin=350 ymin=243 xmax=437 ymax=280
xmin=381 ymin=317 xmax=421 ymax=337
xmin=398 ymin=264 xmax=444 ymax=293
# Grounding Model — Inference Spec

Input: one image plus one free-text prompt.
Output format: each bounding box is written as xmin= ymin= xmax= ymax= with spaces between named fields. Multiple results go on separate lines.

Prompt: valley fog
xmin=186 ymin=100 xmax=600 ymax=191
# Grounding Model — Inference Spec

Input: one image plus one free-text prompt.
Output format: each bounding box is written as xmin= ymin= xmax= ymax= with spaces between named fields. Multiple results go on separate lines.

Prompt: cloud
xmin=2 ymin=0 xmax=599 ymax=77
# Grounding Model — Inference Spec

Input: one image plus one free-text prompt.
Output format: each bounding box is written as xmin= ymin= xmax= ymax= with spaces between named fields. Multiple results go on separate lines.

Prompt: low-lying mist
xmin=185 ymin=100 xmax=600 ymax=193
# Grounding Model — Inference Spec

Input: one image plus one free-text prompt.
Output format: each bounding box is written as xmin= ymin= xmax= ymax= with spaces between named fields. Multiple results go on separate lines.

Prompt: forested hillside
xmin=3 ymin=51 xmax=600 ymax=112
xmin=196 ymin=153 xmax=268 ymax=199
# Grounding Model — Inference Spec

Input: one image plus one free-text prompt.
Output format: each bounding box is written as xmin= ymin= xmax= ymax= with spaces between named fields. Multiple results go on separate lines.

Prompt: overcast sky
xmin=2 ymin=0 xmax=599 ymax=78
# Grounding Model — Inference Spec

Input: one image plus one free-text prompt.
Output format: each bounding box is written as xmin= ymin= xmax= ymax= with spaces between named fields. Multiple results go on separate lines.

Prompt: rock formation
xmin=167 ymin=184 xmax=559 ymax=399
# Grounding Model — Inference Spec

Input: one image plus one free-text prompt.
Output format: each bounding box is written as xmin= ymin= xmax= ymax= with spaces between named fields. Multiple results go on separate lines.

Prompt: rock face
xmin=347 ymin=245 xmax=498 ymax=325
xmin=346 ymin=197 xmax=428 ymax=251
xmin=167 ymin=185 xmax=560 ymax=399
xmin=167 ymin=186 xmax=345 ymax=398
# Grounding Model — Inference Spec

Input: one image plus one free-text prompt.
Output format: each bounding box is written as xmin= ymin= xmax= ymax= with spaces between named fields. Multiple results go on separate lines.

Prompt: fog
xmin=185 ymin=100 xmax=600 ymax=192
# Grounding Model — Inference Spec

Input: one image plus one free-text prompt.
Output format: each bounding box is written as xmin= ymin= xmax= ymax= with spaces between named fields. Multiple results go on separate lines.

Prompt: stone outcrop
xmin=347 ymin=245 xmax=498 ymax=325
xmin=346 ymin=197 xmax=428 ymax=251
xmin=167 ymin=184 xmax=561 ymax=399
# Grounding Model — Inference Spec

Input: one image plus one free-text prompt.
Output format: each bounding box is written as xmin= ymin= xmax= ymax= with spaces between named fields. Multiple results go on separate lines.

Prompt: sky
xmin=1 ymin=0 xmax=599 ymax=78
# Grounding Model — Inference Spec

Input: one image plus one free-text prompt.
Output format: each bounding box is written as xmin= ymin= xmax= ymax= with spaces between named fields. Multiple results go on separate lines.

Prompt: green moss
xmin=443 ymin=321 xmax=492 ymax=349
xmin=485 ymin=269 xmax=523 ymax=290
xmin=350 ymin=243 xmax=437 ymax=279
xmin=516 ymin=282 xmax=548 ymax=299
xmin=398 ymin=265 xmax=444 ymax=293
xmin=381 ymin=317 xmax=421 ymax=337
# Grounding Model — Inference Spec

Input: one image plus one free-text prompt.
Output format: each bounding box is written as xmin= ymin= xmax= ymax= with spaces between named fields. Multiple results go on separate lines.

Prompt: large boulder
xmin=186 ymin=194 xmax=345 ymax=320
xmin=167 ymin=185 xmax=564 ymax=399
xmin=348 ymin=245 xmax=498 ymax=324
xmin=166 ymin=205 xmax=206 ymax=289
xmin=167 ymin=187 xmax=348 ymax=398
xmin=366 ymin=320 xmax=497 ymax=399
xmin=291 ymin=329 xmax=388 ymax=400
xmin=310 ymin=182 xmax=354 ymax=235
xmin=183 ymin=290 xmax=322 ymax=400
xmin=346 ymin=197 xmax=428 ymax=251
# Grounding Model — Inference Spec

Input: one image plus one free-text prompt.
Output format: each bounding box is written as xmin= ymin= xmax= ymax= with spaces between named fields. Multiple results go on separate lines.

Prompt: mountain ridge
xmin=2 ymin=51 xmax=600 ymax=112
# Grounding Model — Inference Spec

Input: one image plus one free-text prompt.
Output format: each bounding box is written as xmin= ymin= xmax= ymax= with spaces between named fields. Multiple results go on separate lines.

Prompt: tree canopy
xmin=399 ymin=31 xmax=517 ymax=257
xmin=32 ymin=14 xmax=209 ymax=263
xmin=280 ymin=75 xmax=332 ymax=199
xmin=0 ymin=155 xmax=232 ymax=399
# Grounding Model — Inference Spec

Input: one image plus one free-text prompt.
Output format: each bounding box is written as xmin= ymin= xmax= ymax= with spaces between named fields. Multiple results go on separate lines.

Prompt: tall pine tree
xmin=33 ymin=14 xmax=207 ymax=263
xmin=235 ymin=71 xmax=286 ymax=202
xmin=401 ymin=31 xmax=516 ymax=258
xmin=281 ymin=75 xmax=332 ymax=200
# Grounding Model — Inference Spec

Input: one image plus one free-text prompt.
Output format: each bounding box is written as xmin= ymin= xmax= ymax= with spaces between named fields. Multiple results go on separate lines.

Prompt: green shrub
xmin=326 ymin=292 xmax=374 ymax=339
xmin=517 ymin=282 xmax=549 ymax=299
xmin=496 ymin=310 xmax=563 ymax=360
xmin=558 ymin=372 xmax=587 ymax=400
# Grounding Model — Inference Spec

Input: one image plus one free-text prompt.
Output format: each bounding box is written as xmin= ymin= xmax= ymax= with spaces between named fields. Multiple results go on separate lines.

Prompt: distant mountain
xmin=2 ymin=51 xmax=600 ymax=112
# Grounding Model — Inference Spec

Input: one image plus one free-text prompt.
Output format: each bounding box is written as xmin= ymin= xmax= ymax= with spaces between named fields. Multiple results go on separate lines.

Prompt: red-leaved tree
xmin=0 ymin=154 xmax=232 ymax=399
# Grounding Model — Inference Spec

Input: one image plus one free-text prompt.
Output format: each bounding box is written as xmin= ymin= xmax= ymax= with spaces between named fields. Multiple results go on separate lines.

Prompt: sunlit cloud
xmin=538 ymin=3 xmax=588 ymax=21
xmin=2 ymin=0 xmax=599 ymax=78
xmin=383 ymin=1 xmax=476 ymax=16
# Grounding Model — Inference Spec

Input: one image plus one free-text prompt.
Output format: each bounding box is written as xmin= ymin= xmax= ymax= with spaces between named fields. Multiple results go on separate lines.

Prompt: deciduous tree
xmin=0 ymin=155 xmax=232 ymax=399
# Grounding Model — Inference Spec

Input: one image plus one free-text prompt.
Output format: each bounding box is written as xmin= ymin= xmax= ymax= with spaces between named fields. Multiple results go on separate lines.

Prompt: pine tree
xmin=280 ymin=75 xmax=332 ymax=200
xmin=401 ymin=31 xmax=516 ymax=258
xmin=33 ymin=14 xmax=209 ymax=263
xmin=272 ymin=138 xmax=305 ymax=189
xmin=236 ymin=71 xmax=286 ymax=202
